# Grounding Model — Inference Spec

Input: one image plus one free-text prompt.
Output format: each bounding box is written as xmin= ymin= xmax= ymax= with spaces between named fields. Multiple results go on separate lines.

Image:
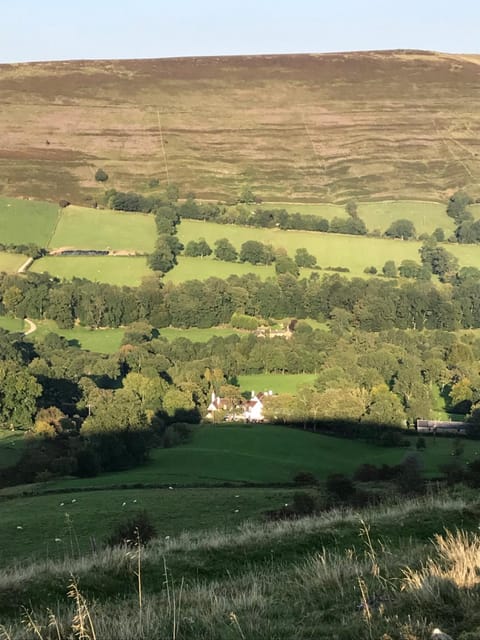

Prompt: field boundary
xmin=46 ymin=207 xmax=64 ymax=248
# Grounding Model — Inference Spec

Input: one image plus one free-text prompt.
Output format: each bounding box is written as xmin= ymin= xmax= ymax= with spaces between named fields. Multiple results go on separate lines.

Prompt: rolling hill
xmin=1 ymin=50 xmax=480 ymax=203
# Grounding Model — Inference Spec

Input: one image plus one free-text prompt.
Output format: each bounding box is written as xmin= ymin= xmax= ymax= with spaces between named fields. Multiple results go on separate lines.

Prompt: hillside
xmin=1 ymin=50 xmax=480 ymax=203
xmin=1 ymin=492 xmax=480 ymax=639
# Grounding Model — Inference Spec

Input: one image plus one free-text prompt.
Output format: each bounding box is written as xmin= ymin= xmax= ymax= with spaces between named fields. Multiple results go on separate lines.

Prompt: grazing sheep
xmin=432 ymin=629 xmax=453 ymax=640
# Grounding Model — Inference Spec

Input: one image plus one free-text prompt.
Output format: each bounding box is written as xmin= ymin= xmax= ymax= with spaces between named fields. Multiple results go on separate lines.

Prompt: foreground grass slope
xmin=1 ymin=51 xmax=480 ymax=203
xmin=1 ymin=492 xmax=480 ymax=639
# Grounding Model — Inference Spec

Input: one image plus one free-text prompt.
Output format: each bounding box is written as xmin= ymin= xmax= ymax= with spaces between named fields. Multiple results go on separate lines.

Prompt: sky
xmin=1 ymin=0 xmax=479 ymax=64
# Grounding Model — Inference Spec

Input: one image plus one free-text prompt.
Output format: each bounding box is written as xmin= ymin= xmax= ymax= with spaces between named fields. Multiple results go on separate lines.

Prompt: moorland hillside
xmin=1 ymin=50 xmax=480 ymax=203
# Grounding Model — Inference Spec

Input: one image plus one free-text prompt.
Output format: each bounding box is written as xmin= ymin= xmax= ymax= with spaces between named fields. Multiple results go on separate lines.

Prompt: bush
xmin=377 ymin=430 xmax=409 ymax=448
xmin=291 ymin=491 xmax=317 ymax=516
xmin=106 ymin=510 xmax=157 ymax=548
xmin=76 ymin=448 xmax=101 ymax=478
xmin=293 ymin=471 xmax=318 ymax=485
xmin=230 ymin=312 xmax=259 ymax=331
xmin=162 ymin=422 xmax=193 ymax=448
xmin=95 ymin=168 xmax=109 ymax=182
xmin=354 ymin=463 xmax=400 ymax=483
xmin=396 ymin=453 xmax=425 ymax=495
xmin=58 ymin=199 xmax=70 ymax=208
xmin=353 ymin=463 xmax=379 ymax=482
xmin=416 ymin=436 xmax=427 ymax=450
xmin=440 ymin=460 xmax=467 ymax=486
xmin=325 ymin=473 xmax=356 ymax=502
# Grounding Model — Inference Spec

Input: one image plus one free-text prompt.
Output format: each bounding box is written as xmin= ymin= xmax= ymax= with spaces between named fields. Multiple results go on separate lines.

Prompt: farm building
xmin=206 ymin=391 xmax=272 ymax=422
xmin=416 ymin=419 xmax=469 ymax=435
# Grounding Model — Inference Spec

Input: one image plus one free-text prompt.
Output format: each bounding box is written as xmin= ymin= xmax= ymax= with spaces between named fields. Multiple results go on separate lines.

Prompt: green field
xmin=177 ymin=220 xmax=480 ymax=277
xmin=49 ymin=205 xmax=156 ymax=252
xmin=0 ymin=486 xmax=294 ymax=566
xmin=238 ymin=373 xmax=317 ymax=395
xmin=263 ymin=200 xmax=456 ymax=236
xmin=0 ymin=196 xmax=59 ymax=245
xmin=28 ymin=319 xmax=125 ymax=353
xmin=0 ymin=316 xmax=246 ymax=352
xmin=1 ymin=424 xmax=479 ymax=566
xmin=46 ymin=425 xmax=478 ymax=491
xmin=0 ymin=315 xmax=24 ymax=332
xmin=358 ymin=200 xmax=456 ymax=236
xmin=0 ymin=431 xmax=24 ymax=469
xmin=0 ymin=251 xmax=29 ymax=273
xmin=166 ymin=255 xmax=277 ymax=283
xmin=159 ymin=326 xmax=240 ymax=341
xmin=177 ymin=220 xmax=421 ymax=277
xmin=30 ymin=255 xmax=150 ymax=286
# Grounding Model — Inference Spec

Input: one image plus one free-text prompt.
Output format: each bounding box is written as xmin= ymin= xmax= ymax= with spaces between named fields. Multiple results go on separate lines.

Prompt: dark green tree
xmin=239 ymin=241 xmax=274 ymax=265
xmin=447 ymin=190 xmax=473 ymax=223
xmin=385 ymin=219 xmax=416 ymax=240
xmin=382 ymin=260 xmax=397 ymax=278
xmin=214 ymin=238 xmax=238 ymax=262
xmin=184 ymin=238 xmax=212 ymax=258
xmin=419 ymin=238 xmax=458 ymax=279
xmin=94 ymin=168 xmax=108 ymax=182
xmin=294 ymin=248 xmax=317 ymax=268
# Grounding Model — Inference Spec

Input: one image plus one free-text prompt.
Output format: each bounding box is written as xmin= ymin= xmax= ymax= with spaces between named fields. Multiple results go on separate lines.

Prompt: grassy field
xmin=1 ymin=424 xmax=477 ymax=568
xmin=28 ymin=319 xmax=125 ymax=353
xmin=166 ymin=255 xmax=277 ymax=283
xmin=159 ymin=326 xmax=240 ymax=341
xmin=45 ymin=425 xmax=478 ymax=491
xmin=0 ymin=430 xmax=25 ymax=469
xmin=0 ymin=316 xmax=245 ymax=352
xmin=2 ymin=423 xmax=477 ymax=567
xmin=0 ymin=196 xmax=59 ymax=245
xmin=30 ymin=255 xmax=150 ymax=286
xmin=1 ymin=492 xmax=479 ymax=638
xmin=358 ymin=200 xmax=456 ymax=236
xmin=238 ymin=373 xmax=317 ymax=395
xmin=0 ymin=485 xmax=295 ymax=567
xmin=1 ymin=52 xmax=480 ymax=204
xmin=263 ymin=200 xmax=456 ymax=236
xmin=0 ymin=315 xmax=24 ymax=332
xmin=49 ymin=205 xmax=156 ymax=252
xmin=0 ymin=251 xmax=29 ymax=273
xmin=178 ymin=220 xmax=480 ymax=277
xmin=177 ymin=220 xmax=421 ymax=277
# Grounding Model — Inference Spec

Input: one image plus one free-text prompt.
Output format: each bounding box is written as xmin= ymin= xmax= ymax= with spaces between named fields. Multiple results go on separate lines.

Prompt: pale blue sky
xmin=1 ymin=0 xmax=479 ymax=64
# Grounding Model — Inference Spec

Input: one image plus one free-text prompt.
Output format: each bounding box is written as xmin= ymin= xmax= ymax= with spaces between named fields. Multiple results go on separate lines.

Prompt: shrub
xmin=325 ymin=473 xmax=356 ymax=502
xmin=293 ymin=471 xmax=318 ymax=485
xmin=106 ymin=510 xmax=157 ymax=548
xmin=162 ymin=422 xmax=193 ymax=448
xmin=75 ymin=448 xmax=101 ymax=478
xmin=230 ymin=312 xmax=259 ymax=330
xmin=396 ymin=453 xmax=425 ymax=495
xmin=291 ymin=491 xmax=317 ymax=516
xmin=440 ymin=460 xmax=467 ymax=486
xmin=58 ymin=199 xmax=70 ymax=208
xmin=377 ymin=430 xmax=409 ymax=448
xmin=353 ymin=463 xmax=379 ymax=482
xmin=416 ymin=436 xmax=427 ymax=450
xmin=95 ymin=168 xmax=109 ymax=182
